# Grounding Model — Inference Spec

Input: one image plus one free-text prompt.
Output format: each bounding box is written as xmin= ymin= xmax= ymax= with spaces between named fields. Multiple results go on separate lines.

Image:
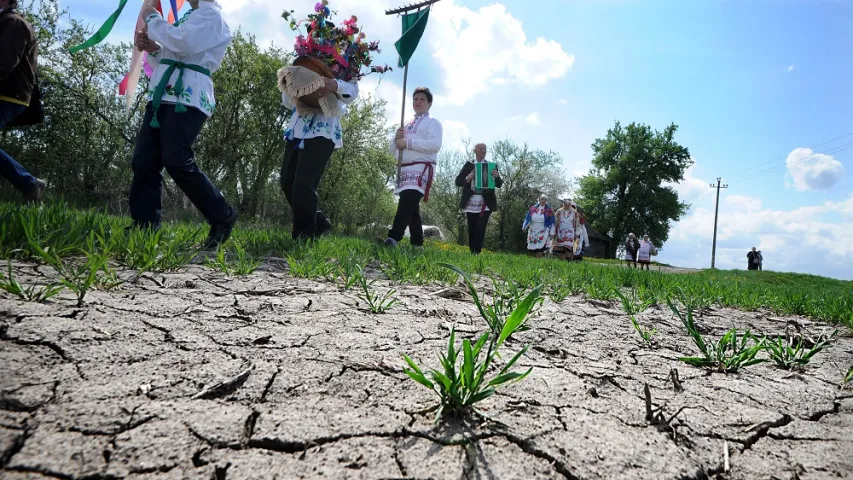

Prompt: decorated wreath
xmin=278 ymin=0 xmax=390 ymax=116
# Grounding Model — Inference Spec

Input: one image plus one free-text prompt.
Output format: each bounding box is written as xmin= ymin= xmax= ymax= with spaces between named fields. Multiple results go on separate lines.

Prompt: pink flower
xmin=314 ymin=3 xmax=323 ymax=12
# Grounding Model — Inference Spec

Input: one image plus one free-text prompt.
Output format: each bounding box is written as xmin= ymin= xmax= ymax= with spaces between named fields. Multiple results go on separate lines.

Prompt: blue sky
xmin=54 ymin=0 xmax=853 ymax=279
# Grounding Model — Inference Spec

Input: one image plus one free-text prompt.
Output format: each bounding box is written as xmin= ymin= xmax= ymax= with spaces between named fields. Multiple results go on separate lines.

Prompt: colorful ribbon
xmin=68 ymin=0 xmax=130 ymax=53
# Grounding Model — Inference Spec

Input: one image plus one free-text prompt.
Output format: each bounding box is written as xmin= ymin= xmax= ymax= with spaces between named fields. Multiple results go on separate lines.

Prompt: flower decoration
xmin=282 ymin=1 xmax=391 ymax=82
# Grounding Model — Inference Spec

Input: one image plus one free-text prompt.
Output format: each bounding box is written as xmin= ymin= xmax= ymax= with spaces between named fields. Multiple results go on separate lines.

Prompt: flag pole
xmin=396 ymin=62 xmax=408 ymax=185
xmin=386 ymin=0 xmax=441 ymax=187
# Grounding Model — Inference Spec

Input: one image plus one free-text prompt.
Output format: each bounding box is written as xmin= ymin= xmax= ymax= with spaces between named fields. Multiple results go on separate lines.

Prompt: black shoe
xmin=204 ymin=209 xmax=238 ymax=249
xmin=316 ymin=211 xmax=333 ymax=237
xmin=23 ymin=179 xmax=46 ymax=204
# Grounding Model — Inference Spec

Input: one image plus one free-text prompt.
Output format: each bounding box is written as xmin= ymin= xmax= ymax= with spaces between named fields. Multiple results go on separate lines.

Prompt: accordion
xmin=472 ymin=162 xmax=497 ymax=192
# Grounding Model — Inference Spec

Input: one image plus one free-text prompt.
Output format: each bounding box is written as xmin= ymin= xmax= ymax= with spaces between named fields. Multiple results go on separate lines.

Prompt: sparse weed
xmin=842 ymin=368 xmax=853 ymax=389
xmin=204 ymin=243 xmax=261 ymax=276
xmin=441 ymin=263 xmax=542 ymax=339
xmin=614 ymin=289 xmax=656 ymax=347
xmin=763 ymin=329 xmax=838 ymax=370
xmin=402 ymin=267 xmax=540 ymax=422
xmin=668 ymin=296 xmax=766 ymax=372
xmin=0 ymin=261 xmax=63 ymax=302
xmin=548 ymin=281 xmax=571 ymax=303
xmin=357 ymin=267 xmax=399 ymax=314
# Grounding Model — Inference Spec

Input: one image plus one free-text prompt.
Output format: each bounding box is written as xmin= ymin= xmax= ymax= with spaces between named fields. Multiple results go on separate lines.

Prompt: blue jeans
xmin=0 ymin=101 xmax=38 ymax=194
xmin=129 ymin=102 xmax=233 ymax=228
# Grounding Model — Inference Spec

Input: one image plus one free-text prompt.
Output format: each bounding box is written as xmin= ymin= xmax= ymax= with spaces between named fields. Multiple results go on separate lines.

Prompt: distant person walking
xmin=757 ymin=250 xmax=763 ymax=271
xmin=522 ymin=194 xmax=554 ymax=258
xmin=624 ymin=233 xmax=639 ymax=268
xmin=637 ymin=234 xmax=653 ymax=270
xmin=0 ymin=0 xmax=46 ymax=203
xmin=747 ymin=247 xmax=760 ymax=271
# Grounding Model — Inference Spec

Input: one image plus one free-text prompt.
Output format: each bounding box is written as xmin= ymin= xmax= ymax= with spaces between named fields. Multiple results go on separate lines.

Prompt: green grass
xmin=1 ymin=201 xmax=851 ymax=328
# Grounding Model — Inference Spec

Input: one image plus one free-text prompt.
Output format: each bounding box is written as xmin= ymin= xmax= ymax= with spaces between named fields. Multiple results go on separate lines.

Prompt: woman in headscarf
xmin=637 ymin=234 xmax=653 ymax=270
xmin=552 ymin=198 xmax=578 ymax=260
xmin=522 ymin=194 xmax=555 ymax=258
xmin=624 ymin=233 xmax=639 ymax=268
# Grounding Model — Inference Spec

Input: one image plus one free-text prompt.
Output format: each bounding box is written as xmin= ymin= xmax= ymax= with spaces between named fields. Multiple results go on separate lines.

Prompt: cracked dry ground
xmin=1 ymin=262 xmax=852 ymax=480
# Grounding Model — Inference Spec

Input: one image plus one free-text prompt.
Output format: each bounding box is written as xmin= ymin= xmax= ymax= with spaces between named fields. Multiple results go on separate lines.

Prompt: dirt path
xmin=1 ymin=261 xmax=851 ymax=479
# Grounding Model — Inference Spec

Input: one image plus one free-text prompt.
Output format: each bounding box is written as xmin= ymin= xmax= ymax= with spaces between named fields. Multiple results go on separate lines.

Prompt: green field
xmin=1 ymin=202 xmax=851 ymax=327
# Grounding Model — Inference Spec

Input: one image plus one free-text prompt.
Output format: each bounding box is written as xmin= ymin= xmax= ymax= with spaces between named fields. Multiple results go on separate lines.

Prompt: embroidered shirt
xmin=281 ymin=81 xmax=358 ymax=149
xmin=144 ymin=1 xmax=231 ymax=117
xmin=388 ymin=113 xmax=443 ymax=194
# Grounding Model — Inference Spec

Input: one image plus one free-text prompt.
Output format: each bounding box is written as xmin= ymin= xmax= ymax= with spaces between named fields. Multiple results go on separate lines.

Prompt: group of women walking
xmin=521 ymin=196 xmax=590 ymax=260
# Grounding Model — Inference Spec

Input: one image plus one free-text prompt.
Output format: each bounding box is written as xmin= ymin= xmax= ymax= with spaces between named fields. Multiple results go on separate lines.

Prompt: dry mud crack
xmin=1 ymin=262 xmax=852 ymax=479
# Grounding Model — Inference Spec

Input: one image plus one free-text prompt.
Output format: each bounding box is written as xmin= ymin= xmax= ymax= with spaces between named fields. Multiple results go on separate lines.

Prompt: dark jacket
xmin=0 ymin=8 xmax=38 ymax=105
xmin=455 ymin=161 xmax=503 ymax=211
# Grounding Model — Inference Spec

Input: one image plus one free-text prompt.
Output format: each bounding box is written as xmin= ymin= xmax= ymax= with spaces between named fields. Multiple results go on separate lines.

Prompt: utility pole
xmin=709 ymin=177 xmax=728 ymax=269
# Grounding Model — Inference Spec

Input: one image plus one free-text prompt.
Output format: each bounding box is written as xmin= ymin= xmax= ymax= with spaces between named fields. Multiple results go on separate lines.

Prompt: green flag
xmin=68 ymin=0 xmax=130 ymax=54
xmin=394 ymin=8 xmax=430 ymax=68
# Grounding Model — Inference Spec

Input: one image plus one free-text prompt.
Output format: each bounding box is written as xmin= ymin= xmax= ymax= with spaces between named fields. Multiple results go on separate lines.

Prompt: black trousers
xmin=466 ymin=211 xmax=491 ymax=254
xmin=388 ymin=189 xmax=424 ymax=246
xmin=129 ymin=103 xmax=232 ymax=228
xmin=280 ymin=137 xmax=335 ymax=240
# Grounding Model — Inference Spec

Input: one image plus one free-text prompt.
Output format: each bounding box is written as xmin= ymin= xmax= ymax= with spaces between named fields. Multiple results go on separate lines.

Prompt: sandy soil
xmin=1 ymin=260 xmax=851 ymax=479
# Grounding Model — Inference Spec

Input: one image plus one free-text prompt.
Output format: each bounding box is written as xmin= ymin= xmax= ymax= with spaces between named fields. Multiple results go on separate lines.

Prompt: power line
xmin=729 ymin=130 xmax=853 ymax=177
xmin=734 ymin=141 xmax=853 ymax=183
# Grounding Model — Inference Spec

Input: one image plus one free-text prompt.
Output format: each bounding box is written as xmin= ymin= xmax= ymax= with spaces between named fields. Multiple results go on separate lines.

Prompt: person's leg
xmin=288 ymin=137 xmax=335 ymax=240
xmin=408 ymin=192 xmax=425 ymax=247
xmin=0 ymin=102 xmax=41 ymax=199
xmin=158 ymin=104 xmax=236 ymax=247
xmin=472 ymin=211 xmax=491 ymax=253
xmin=387 ymin=190 xmax=423 ymax=244
xmin=466 ymin=212 xmax=478 ymax=253
xmin=129 ymin=103 xmax=165 ymax=228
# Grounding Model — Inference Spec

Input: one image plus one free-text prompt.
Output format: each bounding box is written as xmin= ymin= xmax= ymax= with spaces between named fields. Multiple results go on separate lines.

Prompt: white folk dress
xmin=144 ymin=2 xmax=231 ymax=116
xmin=523 ymin=205 xmax=553 ymax=251
xmin=637 ymin=240 xmax=653 ymax=263
xmin=553 ymin=208 xmax=577 ymax=250
xmin=389 ymin=113 xmax=443 ymax=196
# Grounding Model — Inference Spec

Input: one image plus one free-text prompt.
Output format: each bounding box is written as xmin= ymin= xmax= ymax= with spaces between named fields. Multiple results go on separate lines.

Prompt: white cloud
xmin=661 ymin=193 xmax=853 ymax=279
xmin=785 ymin=147 xmax=845 ymax=191
xmin=787 ymin=65 xmax=795 ymax=72
xmin=524 ymin=113 xmax=541 ymax=126
xmin=558 ymin=98 xmax=568 ymax=106
xmin=667 ymin=161 xmax=712 ymax=207
xmin=725 ymin=194 xmax=762 ymax=212
xmin=427 ymin=0 xmax=574 ymax=105
xmin=442 ymin=119 xmax=471 ymax=153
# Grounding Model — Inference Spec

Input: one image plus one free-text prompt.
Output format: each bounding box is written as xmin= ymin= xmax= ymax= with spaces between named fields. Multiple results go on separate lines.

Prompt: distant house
xmin=583 ymin=223 xmax=611 ymax=258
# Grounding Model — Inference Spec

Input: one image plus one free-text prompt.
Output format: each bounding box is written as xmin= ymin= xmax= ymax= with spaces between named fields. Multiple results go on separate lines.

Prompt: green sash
xmin=149 ymin=58 xmax=211 ymax=128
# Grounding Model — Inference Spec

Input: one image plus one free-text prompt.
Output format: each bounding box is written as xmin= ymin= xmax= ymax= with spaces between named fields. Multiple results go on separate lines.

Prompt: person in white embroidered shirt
xmin=131 ymin=0 xmax=236 ymax=249
xmin=280 ymin=75 xmax=358 ymax=241
xmin=384 ymin=86 xmax=443 ymax=248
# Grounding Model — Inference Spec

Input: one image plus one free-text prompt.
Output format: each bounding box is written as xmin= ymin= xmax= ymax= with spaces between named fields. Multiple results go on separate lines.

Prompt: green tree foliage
xmin=575 ymin=121 xmax=692 ymax=258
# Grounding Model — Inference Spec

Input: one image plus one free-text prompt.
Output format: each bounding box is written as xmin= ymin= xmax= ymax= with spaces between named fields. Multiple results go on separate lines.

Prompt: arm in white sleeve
xmin=388 ymin=134 xmax=399 ymax=156
xmin=407 ymin=119 xmax=443 ymax=154
xmin=145 ymin=8 xmax=230 ymax=58
xmin=335 ymin=80 xmax=358 ymax=104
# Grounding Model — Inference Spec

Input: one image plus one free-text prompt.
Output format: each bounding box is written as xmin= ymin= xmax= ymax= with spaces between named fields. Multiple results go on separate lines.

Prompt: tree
xmin=194 ymin=31 xmax=291 ymax=220
xmin=488 ymin=140 xmax=569 ymax=252
xmin=575 ymin=121 xmax=692 ymax=258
